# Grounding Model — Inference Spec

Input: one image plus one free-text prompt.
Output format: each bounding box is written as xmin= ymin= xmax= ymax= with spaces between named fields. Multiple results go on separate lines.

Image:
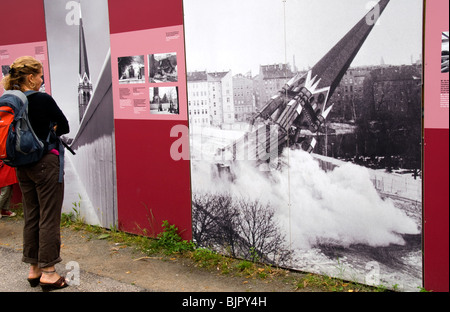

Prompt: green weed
xmin=152 ymin=220 xmax=195 ymax=255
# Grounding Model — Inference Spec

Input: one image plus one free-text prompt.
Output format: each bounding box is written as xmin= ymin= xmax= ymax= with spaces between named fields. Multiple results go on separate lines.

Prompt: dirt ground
xmin=0 ymin=217 xmax=310 ymax=293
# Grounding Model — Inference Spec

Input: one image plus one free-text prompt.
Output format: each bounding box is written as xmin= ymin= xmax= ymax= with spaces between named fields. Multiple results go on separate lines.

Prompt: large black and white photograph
xmin=1 ymin=66 xmax=10 ymax=80
xmin=184 ymin=0 xmax=423 ymax=291
xmin=44 ymin=0 xmax=111 ymax=134
xmin=44 ymin=0 xmax=116 ymax=227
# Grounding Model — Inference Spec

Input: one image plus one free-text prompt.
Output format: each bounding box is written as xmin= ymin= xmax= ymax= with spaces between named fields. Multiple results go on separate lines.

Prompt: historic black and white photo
xmin=184 ymin=0 xmax=423 ymax=291
xmin=118 ymin=55 xmax=145 ymax=84
xmin=150 ymin=86 xmax=179 ymax=115
xmin=149 ymin=52 xmax=178 ymax=83
xmin=44 ymin=0 xmax=116 ymax=227
xmin=442 ymin=31 xmax=449 ymax=73
xmin=44 ymin=0 xmax=111 ymax=134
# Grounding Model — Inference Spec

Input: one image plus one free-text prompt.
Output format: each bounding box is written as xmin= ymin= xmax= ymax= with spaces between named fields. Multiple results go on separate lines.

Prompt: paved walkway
xmin=0 ymin=218 xmax=300 ymax=294
xmin=0 ymin=246 xmax=145 ymax=292
xmin=0 ymin=217 xmax=149 ymax=292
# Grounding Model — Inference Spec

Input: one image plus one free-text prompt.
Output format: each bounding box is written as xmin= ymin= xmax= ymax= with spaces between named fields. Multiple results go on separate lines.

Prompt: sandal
xmin=39 ymin=270 xmax=69 ymax=292
xmin=27 ymin=275 xmax=41 ymax=288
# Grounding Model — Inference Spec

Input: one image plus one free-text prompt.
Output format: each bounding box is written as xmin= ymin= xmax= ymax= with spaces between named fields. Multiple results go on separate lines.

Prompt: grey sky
xmin=183 ymin=0 xmax=423 ymax=75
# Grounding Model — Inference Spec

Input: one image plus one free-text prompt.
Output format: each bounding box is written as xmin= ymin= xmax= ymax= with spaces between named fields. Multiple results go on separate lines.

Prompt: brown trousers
xmin=17 ymin=153 xmax=64 ymax=268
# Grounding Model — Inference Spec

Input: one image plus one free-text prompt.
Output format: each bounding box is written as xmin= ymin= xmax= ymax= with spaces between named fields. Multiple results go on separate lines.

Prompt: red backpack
xmin=0 ymin=90 xmax=46 ymax=167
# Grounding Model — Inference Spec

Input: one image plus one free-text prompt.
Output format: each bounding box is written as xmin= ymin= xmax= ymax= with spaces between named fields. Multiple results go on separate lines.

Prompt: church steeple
xmin=310 ymin=0 xmax=390 ymax=97
xmin=78 ymin=1 xmax=92 ymax=123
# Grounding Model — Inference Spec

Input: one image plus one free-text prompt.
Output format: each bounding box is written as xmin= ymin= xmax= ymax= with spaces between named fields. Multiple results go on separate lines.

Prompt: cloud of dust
xmin=190 ymin=148 xmax=420 ymax=250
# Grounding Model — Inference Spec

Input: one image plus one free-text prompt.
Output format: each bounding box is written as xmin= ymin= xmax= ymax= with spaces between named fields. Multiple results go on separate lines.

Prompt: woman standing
xmin=1 ymin=56 xmax=70 ymax=291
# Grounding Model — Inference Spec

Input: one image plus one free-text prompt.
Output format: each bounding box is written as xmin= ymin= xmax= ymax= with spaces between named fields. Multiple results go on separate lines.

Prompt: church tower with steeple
xmin=78 ymin=2 xmax=92 ymax=123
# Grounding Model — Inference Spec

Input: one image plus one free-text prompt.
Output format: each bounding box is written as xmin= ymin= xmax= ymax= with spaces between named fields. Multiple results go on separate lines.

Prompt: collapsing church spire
xmin=78 ymin=1 xmax=92 ymax=123
xmin=215 ymin=0 xmax=391 ymax=167
xmin=309 ymin=0 xmax=390 ymax=98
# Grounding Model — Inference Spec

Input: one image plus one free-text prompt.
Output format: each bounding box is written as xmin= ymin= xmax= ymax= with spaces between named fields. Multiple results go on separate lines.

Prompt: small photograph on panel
xmin=149 ymin=86 xmax=179 ymax=115
xmin=1 ymin=65 xmax=10 ymax=92
xmin=148 ymin=52 xmax=178 ymax=83
xmin=118 ymin=55 xmax=145 ymax=84
xmin=1 ymin=65 xmax=10 ymax=79
xmin=442 ymin=31 xmax=449 ymax=73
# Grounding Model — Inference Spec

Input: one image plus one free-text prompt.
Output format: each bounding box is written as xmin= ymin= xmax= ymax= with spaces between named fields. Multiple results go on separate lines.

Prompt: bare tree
xmin=192 ymin=192 xmax=239 ymax=253
xmin=192 ymin=192 xmax=293 ymax=266
xmin=237 ymin=198 xmax=292 ymax=264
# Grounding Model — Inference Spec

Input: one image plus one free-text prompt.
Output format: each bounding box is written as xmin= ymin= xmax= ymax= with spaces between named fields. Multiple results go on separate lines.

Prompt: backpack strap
xmin=2 ymin=90 xmax=29 ymax=118
xmin=6 ymin=90 xmax=29 ymax=104
xmin=23 ymin=90 xmax=38 ymax=96
xmin=57 ymin=139 xmax=65 ymax=183
xmin=47 ymin=136 xmax=65 ymax=184
xmin=47 ymin=125 xmax=65 ymax=184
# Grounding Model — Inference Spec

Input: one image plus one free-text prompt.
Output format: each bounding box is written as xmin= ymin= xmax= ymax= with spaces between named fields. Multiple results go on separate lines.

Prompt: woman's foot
xmin=40 ymin=268 xmax=64 ymax=284
xmin=28 ymin=264 xmax=41 ymax=280
xmin=27 ymin=265 xmax=42 ymax=287
xmin=39 ymin=269 xmax=68 ymax=291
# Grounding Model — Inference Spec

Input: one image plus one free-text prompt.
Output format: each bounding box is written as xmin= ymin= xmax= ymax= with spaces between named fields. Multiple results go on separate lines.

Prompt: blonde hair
xmin=1 ymin=56 xmax=42 ymax=91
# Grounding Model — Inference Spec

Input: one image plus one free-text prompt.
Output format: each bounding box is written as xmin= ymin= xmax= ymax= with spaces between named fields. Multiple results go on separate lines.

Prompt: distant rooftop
xmin=260 ymin=64 xmax=294 ymax=80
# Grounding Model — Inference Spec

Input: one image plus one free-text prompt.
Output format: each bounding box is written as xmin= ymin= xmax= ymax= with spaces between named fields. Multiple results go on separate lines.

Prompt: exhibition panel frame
xmin=1 ymin=0 xmax=448 ymax=292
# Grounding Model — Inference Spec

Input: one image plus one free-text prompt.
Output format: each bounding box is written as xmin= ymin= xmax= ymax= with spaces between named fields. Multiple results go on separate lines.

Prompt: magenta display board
xmin=0 ymin=0 xmax=47 ymax=46
xmin=0 ymin=41 xmax=51 ymax=96
xmin=108 ymin=0 xmax=192 ymax=239
xmin=0 ymin=0 xmax=50 ymax=96
xmin=110 ymin=25 xmax=188 ymax=121
xmin=0 ymin=0 xmax=49 ymax=208
xmin=424 ymin=0 xmax=449 ymax=129
xmin=423 ymin=0 xmax=449 ymax=292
